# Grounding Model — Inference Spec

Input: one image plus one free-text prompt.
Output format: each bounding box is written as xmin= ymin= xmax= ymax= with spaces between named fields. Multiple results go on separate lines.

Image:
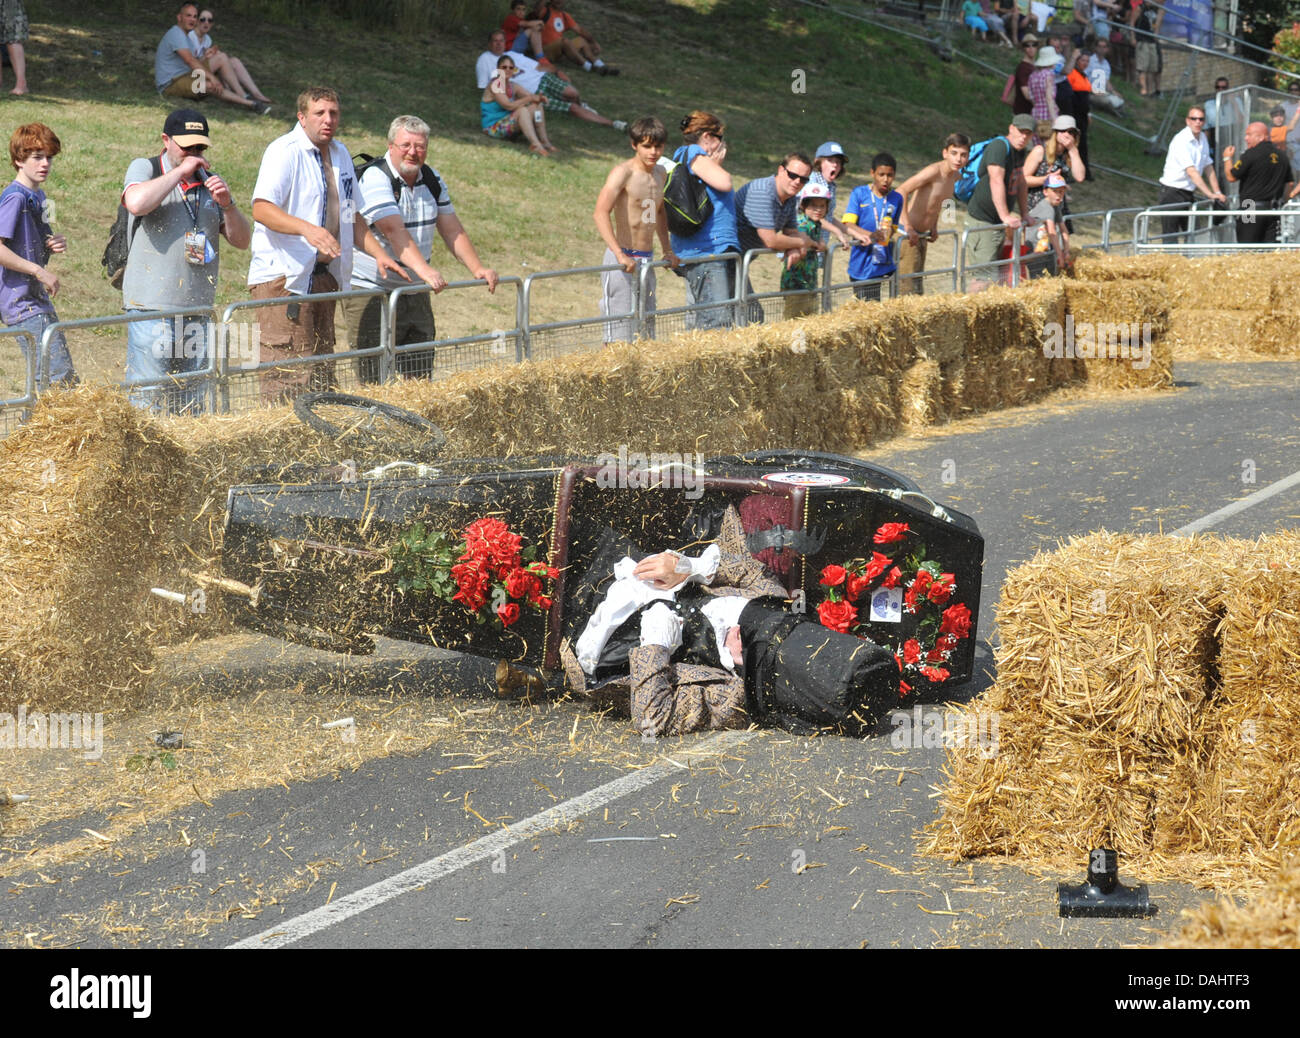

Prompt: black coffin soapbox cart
xmin=212 ymin=396 xmax=985 ymax=733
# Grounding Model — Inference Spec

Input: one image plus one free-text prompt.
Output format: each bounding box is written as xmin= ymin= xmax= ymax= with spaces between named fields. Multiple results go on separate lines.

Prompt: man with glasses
xmin=154 ymin=3 xmax=267 ymax=114
xmin=1157 ymin=105 xmax=1225 ymax=242
xmin=735 ymin=153 xmax=824 ymax=321
xmin=120 ymin=109 xmax=251 ymax=414
xmin=343 ymin=115 xmax=498 ymax=383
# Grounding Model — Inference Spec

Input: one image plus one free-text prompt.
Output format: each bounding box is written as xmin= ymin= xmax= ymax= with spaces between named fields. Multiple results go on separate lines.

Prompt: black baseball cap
xmin=163 ymin=109 xmax=211 ymax=148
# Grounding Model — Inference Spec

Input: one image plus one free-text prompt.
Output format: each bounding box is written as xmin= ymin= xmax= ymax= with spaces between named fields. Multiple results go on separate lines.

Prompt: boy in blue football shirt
xmin=842 ymin=152 xmax=904 ymax=302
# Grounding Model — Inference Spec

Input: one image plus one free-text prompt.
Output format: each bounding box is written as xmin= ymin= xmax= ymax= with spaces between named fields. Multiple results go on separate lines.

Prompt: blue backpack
xmin=953 ymin=136 xmax=1008 ymax=203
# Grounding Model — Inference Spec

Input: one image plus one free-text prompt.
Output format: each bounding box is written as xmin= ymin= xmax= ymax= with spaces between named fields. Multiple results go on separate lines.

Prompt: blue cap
xmin=815 ymin=141 xmax=847 ymax=162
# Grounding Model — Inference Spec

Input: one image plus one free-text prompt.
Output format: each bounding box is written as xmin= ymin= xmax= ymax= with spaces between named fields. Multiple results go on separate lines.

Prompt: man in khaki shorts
xmin=246 ymin=86 xmax=404 ymax=403
xmin=342 ymin=115 xmax=498 ymax=383
xmin=154 ymin=3 xmax=268 ymax=114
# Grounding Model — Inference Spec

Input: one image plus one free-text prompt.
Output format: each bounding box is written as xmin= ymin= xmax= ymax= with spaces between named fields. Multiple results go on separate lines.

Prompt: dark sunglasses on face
xmin=783 ymin=165 xmax=809 ymax=183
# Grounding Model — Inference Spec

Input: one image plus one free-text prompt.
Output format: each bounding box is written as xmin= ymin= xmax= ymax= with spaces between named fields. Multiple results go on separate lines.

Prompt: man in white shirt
xmin=247 ymin=86 xmax=404 ymax=403
xmin=475 ymin=29 xmax=625 ymax=131
xmin=1086 ymin=39 xmax=1125 ymax=116
xmin=1157 ymin=105 xmax=1225 ymax=241
xmin=343 ymin=115 xmax=499 ymax=383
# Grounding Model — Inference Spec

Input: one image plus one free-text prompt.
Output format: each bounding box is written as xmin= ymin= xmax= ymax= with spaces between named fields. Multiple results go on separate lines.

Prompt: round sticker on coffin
xmin=761 ymin=472 xmax=851 ymax=487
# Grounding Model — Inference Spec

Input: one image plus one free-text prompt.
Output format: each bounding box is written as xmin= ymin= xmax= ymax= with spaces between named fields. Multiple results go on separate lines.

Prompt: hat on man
xmin=163 ymin=109 xmax=211 ymax=148
xmin=1021 ymin=32 xmax=1039 ymax=45
xmin=1011 ymin=113 xmax=1037 ymax=132
xmin=815 ymin=141 xmax=848 ymax=163
xmin=1033 ymin=45 xmax=1061 ymax=67
xmin=1045 ymin=173 xmax=1068 ymax=189
xmin=1052 ymin=114 xmax=1078 ymax=131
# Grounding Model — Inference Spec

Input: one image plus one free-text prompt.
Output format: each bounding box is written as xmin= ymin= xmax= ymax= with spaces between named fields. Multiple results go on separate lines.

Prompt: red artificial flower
xmin=939 ymin=602 xmax=972 ymax=640
xmin=534 ymin=595 xmax=553 ymax=611
xmin=899 ymin=680 xmax=912 ymax=698
xmin=496 ymin=601 xmax=520 ymax=627
xmin=819 ymin=564 xmax=848 ymax=587
xmin=939 ymin=633 xmax=960 ymax=652
xmin=450 ymin=559 xmax=490 ymax=612
xmin=926 ymin=646 xmax=948 ymax=664
xmin=817 ymin=598 xmax=858 ymax=633
xmin=882 ymin=566 xmax=902 ymax=589
xmin=504 ymin=567 xmax=541 ymax=601
xmin=902 ymin=639 xmax=922 ymax=665
xmin=864 ymin=551 xmax=891 ymax=580
xmin=927 ymin=574 xmax=955 ymax=605
xmin=846 ymin=573 xmax=871 ymax=602
xmin=913 ymin=569 xmax=933 ymax=592
xmin=919 ymin=665 xmax=950 ymax=683
xmin=903 ymin=585 xmax=921 ymax=613
xmin=873 ymin=522 xmax=910 ymax=545
xmin=461 ymin=517 xmax=522 ymax=569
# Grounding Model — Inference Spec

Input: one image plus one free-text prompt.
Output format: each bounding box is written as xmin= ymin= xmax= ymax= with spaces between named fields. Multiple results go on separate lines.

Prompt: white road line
xmin=1171 ymin=469 xmax=1300 ymax=538
xmin=228 ymin=728 xmax=757 ymax=949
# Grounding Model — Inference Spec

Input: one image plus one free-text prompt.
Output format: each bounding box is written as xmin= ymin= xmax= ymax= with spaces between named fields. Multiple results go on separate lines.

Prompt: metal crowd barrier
xmin=5 ymin=198 xmax=1300 ymax=431
xmin=0 ymin=329 xmax=37 ymax=434
xmin=1134 ymin=207 xmax=1300 ymax=253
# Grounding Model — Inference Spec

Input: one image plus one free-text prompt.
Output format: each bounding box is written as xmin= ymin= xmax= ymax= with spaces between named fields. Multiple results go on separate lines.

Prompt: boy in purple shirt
xmin=0 ymin=123 xmax=75 ymax=389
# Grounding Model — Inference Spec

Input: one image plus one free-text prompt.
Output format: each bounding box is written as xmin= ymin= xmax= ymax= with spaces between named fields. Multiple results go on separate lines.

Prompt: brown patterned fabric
xmin=628 ymin=644 xmax=749 ymax=736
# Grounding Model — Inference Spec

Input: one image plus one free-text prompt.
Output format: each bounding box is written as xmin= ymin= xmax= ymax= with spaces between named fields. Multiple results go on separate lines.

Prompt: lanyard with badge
xmin=180 ymin=178 xmax=215 ymax=266
xmin=866 ymin=191 xmax=895 ymax=262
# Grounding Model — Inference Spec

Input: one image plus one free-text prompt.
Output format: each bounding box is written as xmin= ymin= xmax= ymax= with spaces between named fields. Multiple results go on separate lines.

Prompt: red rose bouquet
xmin=391 ymin=516 xmax=557 ymax=629
xmin=815 ymin=521 xmax=970 ymax=696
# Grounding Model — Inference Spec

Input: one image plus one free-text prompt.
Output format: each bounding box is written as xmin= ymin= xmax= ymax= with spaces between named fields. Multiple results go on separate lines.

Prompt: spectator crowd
xmin=0 ymin=1 xmax=1292 ymax=415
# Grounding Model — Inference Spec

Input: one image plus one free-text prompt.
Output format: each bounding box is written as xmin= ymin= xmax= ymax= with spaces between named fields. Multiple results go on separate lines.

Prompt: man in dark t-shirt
xmin=966 ymin=114 xmax=1033 ymax=276
xmin=1223 ymin=121 xmax=1294 ymax=245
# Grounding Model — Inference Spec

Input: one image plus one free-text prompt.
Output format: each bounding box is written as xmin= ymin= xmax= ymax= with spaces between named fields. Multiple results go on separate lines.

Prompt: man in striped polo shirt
xmin=342 ymin=115 xmax=498 ymax=382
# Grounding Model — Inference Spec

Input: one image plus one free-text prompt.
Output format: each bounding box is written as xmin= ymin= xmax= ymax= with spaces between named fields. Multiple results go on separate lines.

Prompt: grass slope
xmin=8 ymin=0 xmax=1166 ymax=384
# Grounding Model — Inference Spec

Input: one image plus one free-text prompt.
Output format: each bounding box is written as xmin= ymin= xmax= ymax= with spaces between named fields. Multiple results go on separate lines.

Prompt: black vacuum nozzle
xmin=1058 ymin=848 xmax=1155 ymax=918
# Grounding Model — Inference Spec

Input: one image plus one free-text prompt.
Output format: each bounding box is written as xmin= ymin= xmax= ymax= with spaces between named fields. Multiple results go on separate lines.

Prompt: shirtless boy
xmin=895 ymin=133 xmax=970 ymax=295
xmin=593 ymin=116 xmax=678 ymax=343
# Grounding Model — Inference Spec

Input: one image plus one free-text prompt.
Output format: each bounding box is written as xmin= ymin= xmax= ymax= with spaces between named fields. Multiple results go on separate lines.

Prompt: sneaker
xmin=598 ymin=65 xmax=620 ymax=76
xmin=612 ymin=119 xmax=628 ymax=132
xmin=254 ymin=101 xmax=272 ymax=116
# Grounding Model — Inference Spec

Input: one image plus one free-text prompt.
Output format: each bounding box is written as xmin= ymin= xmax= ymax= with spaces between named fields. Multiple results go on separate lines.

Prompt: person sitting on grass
xmin=962 ymin=0 xmax=989 ymax=40
xmin=187 ymin=8 xmax=273 ymax=108
xmin=533 ymin=1 xmax=618 ymax=75
xmin=155 ymin=3 xmax=268 ymax=114
xmin=480 ymin=55 xmax=556 ymax=156
xmin=504 ymin=1 xmax=545 ymax=58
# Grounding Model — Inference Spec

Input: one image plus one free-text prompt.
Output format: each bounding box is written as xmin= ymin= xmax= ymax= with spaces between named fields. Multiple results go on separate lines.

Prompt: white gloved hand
xmin=639 ymin=602 xmax=683 ymax=652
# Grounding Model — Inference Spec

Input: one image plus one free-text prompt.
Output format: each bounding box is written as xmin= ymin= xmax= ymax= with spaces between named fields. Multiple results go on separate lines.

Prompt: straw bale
xmin=1164 ymin=859 xmax=1300 ymax=948
xmin=1183 ymin=532 xmax=1300 ymax=856
xmin=1246 ymin=313 xmax=1300 ymax=356
xmin=991 ymin=532 xmax=1224 ymax=751
xmin=898 ymin=359 xmax=943 ymax=429
xmin=0 ymin=387 xmax=196 ymax=712
xmin=963 ymin=285 xmax=1039 ymax=360
xmin=1064 ymin=278 xmax=1170 ymax=340
xmin=1078 ymin=331 xmax=1174 ymax=390
xmin=1167 ymin=308 xmax=1253 ymax=360
xmin=1073 ymin=252 xmax=1300 ymax=311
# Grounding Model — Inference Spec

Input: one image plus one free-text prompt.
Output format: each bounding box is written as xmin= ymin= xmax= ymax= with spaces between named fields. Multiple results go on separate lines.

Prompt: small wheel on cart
xmin=293 ymin=392 xmax=447 ymax=460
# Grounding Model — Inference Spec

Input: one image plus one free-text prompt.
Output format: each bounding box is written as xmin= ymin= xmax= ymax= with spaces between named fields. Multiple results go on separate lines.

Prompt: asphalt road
xmin=5 ymin=360 xmax=1298 ymax=951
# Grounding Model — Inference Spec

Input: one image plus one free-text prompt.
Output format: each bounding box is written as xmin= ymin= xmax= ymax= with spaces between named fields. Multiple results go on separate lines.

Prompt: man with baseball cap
xmin=120 ymin=108 xmax=251 ymax=414
xmin=965 ymin=113 xmax=1033 ymax=283
xmin=809 ymin=141 xmax=869 ymax=248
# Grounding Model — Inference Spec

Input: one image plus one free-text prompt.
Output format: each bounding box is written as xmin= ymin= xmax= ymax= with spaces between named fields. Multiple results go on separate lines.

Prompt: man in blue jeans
xmin=120 ymin=109 xmax=251 ymax=413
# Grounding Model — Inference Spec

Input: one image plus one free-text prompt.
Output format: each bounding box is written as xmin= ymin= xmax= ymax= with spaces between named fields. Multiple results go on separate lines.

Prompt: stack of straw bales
xmin=0 ymin=389 xmax=195 ymax=713
xmin=927 ymin=530 xmax=1300 ymax=884
xmin=1074 ymin=252 xmax=1300 ymax=360
xmin=1164 ymin=858 xmax=1300 ymax=948
xmin=0 ymin=275 xmax=1174 ymax=694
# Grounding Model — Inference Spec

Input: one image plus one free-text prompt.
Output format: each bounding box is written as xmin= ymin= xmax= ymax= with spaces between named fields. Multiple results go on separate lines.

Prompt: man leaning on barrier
xmin=247 ymin=86 xmax=405 ymax=404
xmin=121 ymin=108 xmax=250 ymax=415
xmin=344 ymin=115 xmax=498 ymax=384
xmin=1156 ymin=105 xmax=1225 ymax=243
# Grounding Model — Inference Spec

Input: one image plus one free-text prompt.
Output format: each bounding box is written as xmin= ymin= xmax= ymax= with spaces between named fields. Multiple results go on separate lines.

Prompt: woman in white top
xmin=188 ymin=9 xmax=272 ymax=106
